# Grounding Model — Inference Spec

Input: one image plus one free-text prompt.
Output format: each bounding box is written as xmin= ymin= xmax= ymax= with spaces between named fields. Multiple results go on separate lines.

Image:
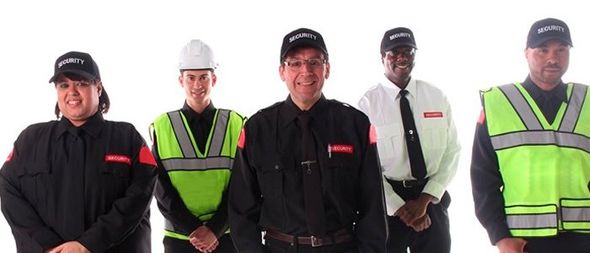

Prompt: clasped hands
xmin=189 ymin=225 xmax=219 ymax=253
xmin=395 ymin=193 xmax=433 ymax=232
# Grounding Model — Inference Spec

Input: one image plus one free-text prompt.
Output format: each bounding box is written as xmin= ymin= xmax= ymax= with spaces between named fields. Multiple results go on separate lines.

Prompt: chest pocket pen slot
xmin=260 ymin=164 xmax=283 ymax=198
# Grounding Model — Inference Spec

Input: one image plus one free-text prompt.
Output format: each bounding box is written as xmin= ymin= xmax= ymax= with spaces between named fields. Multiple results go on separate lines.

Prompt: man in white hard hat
xmin=151 ymin=39 xmax=246 ymax=253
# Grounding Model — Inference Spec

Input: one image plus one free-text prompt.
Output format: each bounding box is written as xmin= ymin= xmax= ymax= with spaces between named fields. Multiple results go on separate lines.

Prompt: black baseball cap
xmin=280 ymin=28 xmax=328 ymax=62
xmin=381 ymin=27 xmax=417 ymax=54
xmin=49 ymin=51 xmax=101 ymax=83
xmin=526 ymin=18 xmax=572 ymax=48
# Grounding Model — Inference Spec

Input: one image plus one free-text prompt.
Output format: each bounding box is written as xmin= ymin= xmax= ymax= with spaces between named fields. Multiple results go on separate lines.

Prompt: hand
xmin=395 ymin=193 xmax=433 ymax=225
xmin=46 ymin=241 xmax=90 ymax=253
xmin=496 ymin=237 xmax=527 ymax=253
xmin=189 ymin=225 xmax=219 ymax=253
xmin=409 ymin=214 xmax=431 ymax=232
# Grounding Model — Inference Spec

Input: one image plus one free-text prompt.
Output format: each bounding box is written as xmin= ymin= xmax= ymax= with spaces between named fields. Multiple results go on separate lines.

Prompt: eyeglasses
xmin=283 ymin=58 xmax=326 ymax=70
xmin=385 ymin=48 xmax=416 ymax=60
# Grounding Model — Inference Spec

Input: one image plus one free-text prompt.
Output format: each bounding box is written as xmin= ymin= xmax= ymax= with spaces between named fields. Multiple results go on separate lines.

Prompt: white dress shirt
xmin=358 ymin=76 xmax=460 ymax=216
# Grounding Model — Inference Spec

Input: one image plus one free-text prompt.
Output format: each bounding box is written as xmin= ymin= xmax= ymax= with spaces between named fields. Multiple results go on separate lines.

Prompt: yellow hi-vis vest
xmin=152 ymin=109 xmax=245 ymax=240
xmin=483 ymin=82 xmax=590 ymax=237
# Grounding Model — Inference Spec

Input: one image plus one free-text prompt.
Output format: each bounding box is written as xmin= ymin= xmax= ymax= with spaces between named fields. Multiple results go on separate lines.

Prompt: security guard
xmin=0 ymin=51 xmax=157 ymax=252
xmin=228 ymin=28 xmax=388 ymax=253
xmin=471 ymin=18 xmax=590 ymax=253
xmin=152 ymin=39 xmax=245 ymax=253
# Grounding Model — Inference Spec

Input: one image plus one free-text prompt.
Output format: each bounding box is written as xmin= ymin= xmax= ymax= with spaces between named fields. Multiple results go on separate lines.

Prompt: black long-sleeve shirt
xmin=470 ymin=76 xmax=567 ymax=244
xmin=152 ymin=102 xmax=231 ymax=237
xmin=228 ymin=95 xmax=388 ymax=253
xmin=0 ymin=112 xmax=157 ymax=252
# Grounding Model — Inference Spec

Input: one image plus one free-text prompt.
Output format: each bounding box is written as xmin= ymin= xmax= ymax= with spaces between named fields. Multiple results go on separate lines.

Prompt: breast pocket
xmin=101 ymin=162 xmax=131 ymax=196
xmin=375 ymin=123 xmax=403 ymax=167
xmin=259 ymin=163 xmax=283 ymax=199
xmin=420 ymin=118 xmax=447 ymax=151
xmin=16 ymin=161 xmax=51 ymax=207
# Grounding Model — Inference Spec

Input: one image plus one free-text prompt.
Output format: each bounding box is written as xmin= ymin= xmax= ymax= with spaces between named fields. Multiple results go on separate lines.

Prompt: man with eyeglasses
xmin=0 ymin=51 xmax=157 ymax=252
xmin=229 ymin=28 xmax=388 ymax=253
xmin=151 ymin=39 xmax=245 ymax=253
xmin=359 ymin=27 xmax=460 ymax=253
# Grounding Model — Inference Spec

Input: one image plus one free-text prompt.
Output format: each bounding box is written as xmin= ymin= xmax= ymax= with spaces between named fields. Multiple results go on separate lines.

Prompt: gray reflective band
xmin=162 ymin=156 xmax=233 ymax=171
xmin=559 ymin=84 xmax=587 ymax=132
xmin=491 ymin=131 xmax=590 ymax=152
xmin=168 ymin=111 xmax=196 ymax=158
xmin=506 ymin=213 xmax=557 ymax=229
xmin=498 ymin=84 xmax=542 ymax=130
xmin=562 ymin=207 xmax=590 ymax=222
xmin=208 ymin=109 xmax=230 ymax=156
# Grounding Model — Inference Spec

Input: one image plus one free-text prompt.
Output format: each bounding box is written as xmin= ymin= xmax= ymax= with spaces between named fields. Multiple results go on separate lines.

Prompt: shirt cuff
xmin=422 ymin=180 xmax=446 ymax=204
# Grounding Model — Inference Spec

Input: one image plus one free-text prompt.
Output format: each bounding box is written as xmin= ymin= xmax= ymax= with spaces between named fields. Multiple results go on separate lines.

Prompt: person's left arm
xmin=355 ymin=124 xmax=388 ymax=253
xmin=77 ymin=129 xmax=157 ymax=252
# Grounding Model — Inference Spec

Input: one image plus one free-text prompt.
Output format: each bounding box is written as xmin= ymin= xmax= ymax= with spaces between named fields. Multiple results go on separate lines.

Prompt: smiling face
xmin=279 ymin=47 xmax=330 ymax=111
xmin=525 ymin=39 xmax=570 ymax=90
xmin=179 ymin=69 xmax=217 ymax=111
xmin=55 ymin=74 xmax=102 ymax=126
xmin=383 ymin=46 xmax=416 ymax=89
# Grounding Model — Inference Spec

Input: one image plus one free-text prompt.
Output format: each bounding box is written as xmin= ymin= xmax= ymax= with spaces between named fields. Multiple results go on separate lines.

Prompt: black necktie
xmin=63 ymin=127 xmax=86 ymax=238
xmin=298 ymin=112 xmax=327 ymax=236
xmin=399 ymin=90 xmax=427 ymax=180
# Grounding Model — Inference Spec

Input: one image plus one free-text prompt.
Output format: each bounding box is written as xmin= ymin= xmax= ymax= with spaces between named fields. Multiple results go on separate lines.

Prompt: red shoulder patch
xmin=237 ymin=128 xmax=246 ymax=149
xmin=139 ymin=145 xmax=157 ymax=167
xmin=6 ymin=149 xmax=13 ymax=162
xmin=369 ymin=124 xmax=377 ymax=144
xmin=477 ymin=109 xmax=485 ymax=124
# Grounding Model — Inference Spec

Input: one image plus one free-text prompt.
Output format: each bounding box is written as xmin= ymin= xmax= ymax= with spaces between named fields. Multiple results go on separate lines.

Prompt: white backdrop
xmin=1 ymin=0 xmax=589 ymax=252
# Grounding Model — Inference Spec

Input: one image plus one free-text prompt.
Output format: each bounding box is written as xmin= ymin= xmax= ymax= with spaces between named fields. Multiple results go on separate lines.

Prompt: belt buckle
xmin=310 ymin=235 xmax=321 ymax=247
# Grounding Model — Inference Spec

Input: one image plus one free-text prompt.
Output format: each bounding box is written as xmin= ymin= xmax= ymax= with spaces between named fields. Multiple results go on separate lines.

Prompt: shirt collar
xmin=522 ymin=76 xmax=568 ymax=103
xmin=279 ymin=94 xmax=328 ymax=128
xmin=56 ymin=112 xmax=105 ymax=139
xmin=381 ymin=75 xmax=418 ymax=99
xmin=181 ymin=101 xmax=216 ymax=122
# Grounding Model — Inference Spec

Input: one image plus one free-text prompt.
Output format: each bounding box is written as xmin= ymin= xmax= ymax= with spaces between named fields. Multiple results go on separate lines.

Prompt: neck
xmin=386 ymin=74 xmax=410 ymax=90
xmin=187 ymin=99 xmax=210 ymax=114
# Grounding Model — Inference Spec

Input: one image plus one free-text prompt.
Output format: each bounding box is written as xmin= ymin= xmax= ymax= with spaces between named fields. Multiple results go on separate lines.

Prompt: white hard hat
xmin=178 ymin=39 xmax=218 ymax=70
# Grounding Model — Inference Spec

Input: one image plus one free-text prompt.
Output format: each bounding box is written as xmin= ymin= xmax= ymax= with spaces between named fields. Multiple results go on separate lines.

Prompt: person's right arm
xmin=151 ymin=133 xmax=203 ymax=234
xmin=0 ymin=128 xmax=63 ymax=250
xmin=228 ymin=127 xmax=264 ymax=253
xmin=470 ymin=111 xmax=513 ymax=245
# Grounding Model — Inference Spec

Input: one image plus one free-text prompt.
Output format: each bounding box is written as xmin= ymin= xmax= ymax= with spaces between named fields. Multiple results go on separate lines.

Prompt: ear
xmin=178 ymin=74 xmax=184 ymax=87
xmin=96 ymin=81 xmax=103 ymax=97
xmin=279 ymin=65 xmax=286 ymax=81
xmin=324 ymin=62 xmax=330 ymax=79
xmin=211 ymin=72 xmax=217 ymax=87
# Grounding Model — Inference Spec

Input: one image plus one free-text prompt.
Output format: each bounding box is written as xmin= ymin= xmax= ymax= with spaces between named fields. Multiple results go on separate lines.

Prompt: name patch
xmin=423 ymin=112 xmax=443 ymax=118
xmin=105 ymin=154 xmax=132 ymax=165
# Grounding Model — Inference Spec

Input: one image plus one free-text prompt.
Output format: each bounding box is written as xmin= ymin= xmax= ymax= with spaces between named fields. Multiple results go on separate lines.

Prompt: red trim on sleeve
xmin=237 ymin=128 xmax=246 ymax=149
xmin=6 ymin=149 xmax=13 ymax=162
xmin=369 ymin=125 xmax=377 ymax=144
xmin=139 ymin=145 xmax=157 ymax=167
xmin=478 ymin=109 xmax=485 ymax=124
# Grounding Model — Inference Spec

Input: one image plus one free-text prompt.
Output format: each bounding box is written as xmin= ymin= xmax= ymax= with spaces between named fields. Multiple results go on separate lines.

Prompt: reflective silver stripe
xmin=559 ymin=84 xmax=587 ymax=132
xmin=506 ymin=213 xmax=557 ymax=229
xmin=168 ymin=111 xmax=196 ymax=158
xmin=208 ymin=109 xmax=230 ymax=156
xmin=162 ymin=157 xmax=233 ymax=171
xmin=491 ymin=131 xmax=590 ymax=152
xmin=562 ymin=207 xmax=590 ymax=222
xmin=498 ymin=84 xmax=542 ymax=130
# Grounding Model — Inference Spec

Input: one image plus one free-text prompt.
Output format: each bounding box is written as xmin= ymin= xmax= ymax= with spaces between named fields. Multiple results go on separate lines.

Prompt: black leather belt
xmin=265 ymin=228 xmax=353 ymax=247
xmin=388 ymin=179 xmax=427 ymax=188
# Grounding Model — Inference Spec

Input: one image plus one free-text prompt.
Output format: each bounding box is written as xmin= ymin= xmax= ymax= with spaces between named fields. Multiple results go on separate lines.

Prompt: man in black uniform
xmin=471 ymin=18 xmax=590 ymax=253
xmin=0 ymin=51 xmax=157 ymax=252
xmin=228 ymin=28 xmax=388 ymax=253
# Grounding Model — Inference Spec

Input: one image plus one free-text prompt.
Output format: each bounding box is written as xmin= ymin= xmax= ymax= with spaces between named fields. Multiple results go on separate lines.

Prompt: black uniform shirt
xmin=471 ymin=77 xmax=567 ymax=244
xmin=153 ymin=102 xmax=233 ymax=237
xmin=0 ymin=112 xmax=157 ymax=253
xmin=229 ymin=95 xmax=388 ymax=253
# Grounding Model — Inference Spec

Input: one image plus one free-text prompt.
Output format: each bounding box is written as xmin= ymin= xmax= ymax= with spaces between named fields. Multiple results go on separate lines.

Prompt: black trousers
xmin=263 ymin=237 xmax=358 ymax=253
xmin=386 ymin=181 xmax=451 ymax=253
xmin=163 ymin=234 xmax=236 ymax=253
xmin=523 ymin=232 xmax=590 ymax=253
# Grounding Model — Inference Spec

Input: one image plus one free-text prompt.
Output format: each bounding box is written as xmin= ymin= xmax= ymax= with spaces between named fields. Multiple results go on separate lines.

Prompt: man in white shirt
xmin=358 ymin=27 xmax=460 ymax=253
